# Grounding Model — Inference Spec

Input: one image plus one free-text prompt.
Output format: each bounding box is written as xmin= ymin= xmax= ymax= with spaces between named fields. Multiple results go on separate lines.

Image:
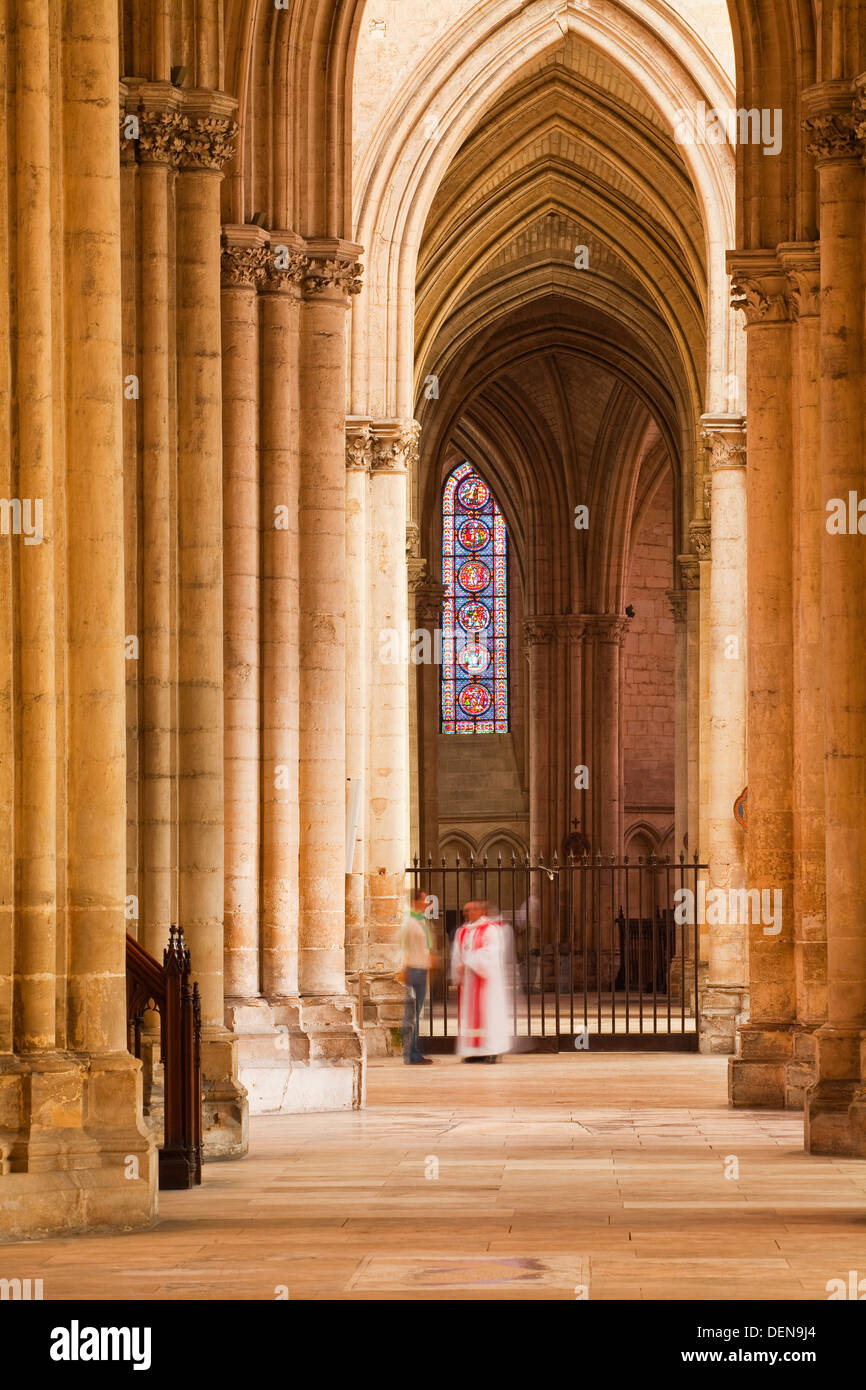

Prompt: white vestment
xmin=451 ymin=916 xmax=512 ymax=1056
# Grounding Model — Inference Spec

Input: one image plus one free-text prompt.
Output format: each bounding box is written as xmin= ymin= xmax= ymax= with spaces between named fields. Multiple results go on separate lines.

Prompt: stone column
xmin=13 ymin=0 xmax=56 ymax=1054
xmin=345 ymin=417 xmax=372 ymax=982
xmin=175 ymin=96 xmax=247 ymax=1156
xmin=585 ymin=615 xmax=628 ymax=857
xmin=700 ymin=416 xmax=748 ymax=1053
xmin=779 ymin=242 xmax=827 ymax=1106
xmin=679 ymin=555 xmax=701 ymax=865
xmin=367 ymin=421 xmax=418 ymax=972
xmin=221 ymin=230 xmax=269 ymax=1001
xmin=727 ymin=254 xmax=796 ymax=1108
xmin=415 ymin=577 xmax=447 ymax=853
xmin=803 ymin=88 xmax=866 ymax=1153
xmin=259 ymin=238 xmax=306 ymax=1005
xmin=133 ymin=89 xmax=184 ymax=958
xmin=524 ymin=618 xmax=557 ymax=856
xmin=297 ymin=244 xmax=361 ymax=995
xmin=229 ymin=236 xmax=309 ymax=1115
xmin=666 ymin=589 xmax=689 ymax=860
xmin=296 ymin=243 xmax=365 ymax=1101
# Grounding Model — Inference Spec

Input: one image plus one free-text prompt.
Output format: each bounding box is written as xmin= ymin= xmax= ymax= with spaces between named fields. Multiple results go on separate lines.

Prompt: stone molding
xmin=803 ymin=81 xmax=863 ymax=165
xmin=523 ymin=616 xmax=559 ymax=647
xmin=778 ymin=243 xmax=821 ymax=321
xmin=690 ymin=520 xmax=711 ymax=562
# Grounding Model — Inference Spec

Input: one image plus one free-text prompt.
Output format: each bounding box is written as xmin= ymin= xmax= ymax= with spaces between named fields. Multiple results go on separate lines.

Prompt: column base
xmin=699 ymin=984 xmax=748 ymax=1055
xmin=349 ymin=971 xmax=406 ymax=1058
xmin=729 ymin=1022 xmax=795 ymax=1107
xmin=226 ymin=994 xmax=365 ymax=1115
xmin=0 ymin=1051 xmax=157 ymax=1243
xmin=804 ymin=1026 xmax=866 ymax=1155
xmin=201 ymin=1026 xmax=249 ymax=1160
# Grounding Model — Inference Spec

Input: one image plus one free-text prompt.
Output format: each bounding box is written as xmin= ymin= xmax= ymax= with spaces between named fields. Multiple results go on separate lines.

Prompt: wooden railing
xmin=126 ymin=926 xmax=203 ymax=1190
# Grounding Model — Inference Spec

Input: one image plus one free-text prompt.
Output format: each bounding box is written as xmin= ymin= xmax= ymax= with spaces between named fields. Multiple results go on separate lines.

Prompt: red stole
xmin=458 ymin=921 xmax=488 ymax=1038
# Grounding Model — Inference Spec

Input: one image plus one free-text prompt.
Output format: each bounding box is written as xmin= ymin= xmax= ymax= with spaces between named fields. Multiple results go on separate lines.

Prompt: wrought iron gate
xmin=406 ymin=852 xmax=704 ymax=1051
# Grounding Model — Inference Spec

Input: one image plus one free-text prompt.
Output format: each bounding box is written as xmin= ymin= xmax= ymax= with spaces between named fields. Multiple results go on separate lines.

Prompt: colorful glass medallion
xmin=457 ymin=559 xmax=491 ymax=592
xmin=441 ymin=461 xmax=508 ymax=733
xmin=457 ymin=476 xmax=490 ymax=509
xmin=458 ymin=518 xmax=490 ymax=551
xmin=457 ymin=600 xmax=491 ymax=632
xmin=457 ymin=642 xmax=491 ymax=676
xmin=458 ymin=684 xmax=492 ymax=716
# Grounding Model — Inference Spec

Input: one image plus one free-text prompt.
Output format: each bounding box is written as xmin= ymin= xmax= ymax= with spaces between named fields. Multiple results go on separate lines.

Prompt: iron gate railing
xmin=406 ymin=852 xmax=705 ymax=1051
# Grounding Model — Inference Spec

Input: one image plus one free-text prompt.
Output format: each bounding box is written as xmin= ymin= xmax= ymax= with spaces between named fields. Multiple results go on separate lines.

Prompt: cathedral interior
xmin=1 ymin=0 xmax=866 ymax=1319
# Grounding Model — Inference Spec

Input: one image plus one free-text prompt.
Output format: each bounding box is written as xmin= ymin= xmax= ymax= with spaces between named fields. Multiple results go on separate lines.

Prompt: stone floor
xmin=2 ymin=1053 xmax=865 ymax=1299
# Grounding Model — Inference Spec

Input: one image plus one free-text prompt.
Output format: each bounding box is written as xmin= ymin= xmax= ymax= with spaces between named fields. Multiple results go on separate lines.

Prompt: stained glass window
xmin=441 ymin=462 xmax=508 ymax=733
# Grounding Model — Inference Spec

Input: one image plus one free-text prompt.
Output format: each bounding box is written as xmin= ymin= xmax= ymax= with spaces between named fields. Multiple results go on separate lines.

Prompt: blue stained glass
xmin=441 ymin=462 xmax=509 ymax=734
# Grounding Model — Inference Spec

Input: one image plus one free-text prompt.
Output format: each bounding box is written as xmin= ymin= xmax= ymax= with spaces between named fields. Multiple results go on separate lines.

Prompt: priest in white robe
xmin=451 ymin=900 xmax=512 ymax=1062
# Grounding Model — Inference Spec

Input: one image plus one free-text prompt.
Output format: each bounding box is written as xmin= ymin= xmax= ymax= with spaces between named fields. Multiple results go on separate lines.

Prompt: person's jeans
xmin=402 ymin=968 xmax=428 ymax=1061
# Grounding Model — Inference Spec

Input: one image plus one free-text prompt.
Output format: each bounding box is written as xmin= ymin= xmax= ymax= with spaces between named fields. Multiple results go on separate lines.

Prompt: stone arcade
xmin=1 ymin=0 xmax=866 ymax=1245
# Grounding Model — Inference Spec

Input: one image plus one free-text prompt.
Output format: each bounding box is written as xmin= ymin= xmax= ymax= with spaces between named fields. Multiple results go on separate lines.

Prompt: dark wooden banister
xmin=126 ymin=926 xmax=203 ymax=1190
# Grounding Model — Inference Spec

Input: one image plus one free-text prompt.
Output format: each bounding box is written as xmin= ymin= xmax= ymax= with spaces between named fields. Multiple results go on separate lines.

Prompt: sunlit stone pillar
xmin=221 ymin=230 xmax=268 ymax=1001
xmin=779 ymin=243 xmax=827 ymax=1105
xmin=133 ymin=89 xmax=184 ymax=958
xmin=296 ymin=244 xmax=364 ymax=1101
xmin=13 ymin=0 xmax=56 ymax=1056
xmin=803 ymin=88 xmax=866 ymax=1153
xmin=700 ymin=416 xmax=748 ymax=1053
xmin=679 ymin=555 xmax=701 ymax=864
xmin=666 ymin=587 xmax=692 ymax=1004
xmin=357 ymin=421 xmax=418 ymax=1052
xmin=259 ymin=239 xmax=305 ymax=1005
xmin=176 ymin=97 xmax=247 ymax=1156
xmin=727 ymin=255 xmax=796 ymax=1108
xmin=345 ymin=417 xmax=372 ymax=982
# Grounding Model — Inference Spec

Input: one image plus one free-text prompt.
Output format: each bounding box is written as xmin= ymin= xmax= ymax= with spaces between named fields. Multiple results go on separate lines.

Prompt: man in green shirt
xmin=400 ymin=891 xmax=434 ymax=1065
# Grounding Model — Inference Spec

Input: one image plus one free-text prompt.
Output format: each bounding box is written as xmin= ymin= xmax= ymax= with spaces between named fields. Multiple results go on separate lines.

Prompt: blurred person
xmin=399 ymin=890 xmax=434 ymax=1065
xmin=451 ymin=900 xmax=512 ymax=1063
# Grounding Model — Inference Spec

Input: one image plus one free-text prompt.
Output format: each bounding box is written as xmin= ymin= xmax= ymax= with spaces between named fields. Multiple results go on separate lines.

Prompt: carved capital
xmin=220 ymin=234 xmax=270 ymax=289
xmin=136 ymin=107 xmax=186 ymax=165
xmin=678 ymin=554 xmax=700 ymax=590
xmin=728 ymin=254 xmax=793 ymax=324
xmin=803 ymin=82 xmax=862 ymax=164
xmin=302 ymin=242 xmax=364 ymax=299
xmin=777 ymin=242 xmax=821 ymax=321
xmin=406 ymin=521 xmax=421 ymax=558
xmin=690 ymin=520 xmax=711 ymax=562
xmin=261 ymin=239 xmax=309 ymax=293
xmin=178 ymin=112 xmax=239 ymax=171
xmin=666 ymin=589 xmax=688 ymax=624
xmin=414 ymin=580 xmax=446 ymax=628
xmin=523 ymin=616 xmax=558 ymax=647
xmin=701 ymin=414 xmax=747 ymax=471
xmin=370 ymin=420 xmax=421 ymax=474
xmin=582 ymin=614 xmax=630 ymax=645
xmin=345 ymin=418 xmax=373 ymax=472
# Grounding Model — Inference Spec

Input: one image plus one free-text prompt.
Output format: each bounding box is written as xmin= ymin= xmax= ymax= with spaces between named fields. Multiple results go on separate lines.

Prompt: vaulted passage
xmin=2 ymin=0 xmax=866 ymax=1276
